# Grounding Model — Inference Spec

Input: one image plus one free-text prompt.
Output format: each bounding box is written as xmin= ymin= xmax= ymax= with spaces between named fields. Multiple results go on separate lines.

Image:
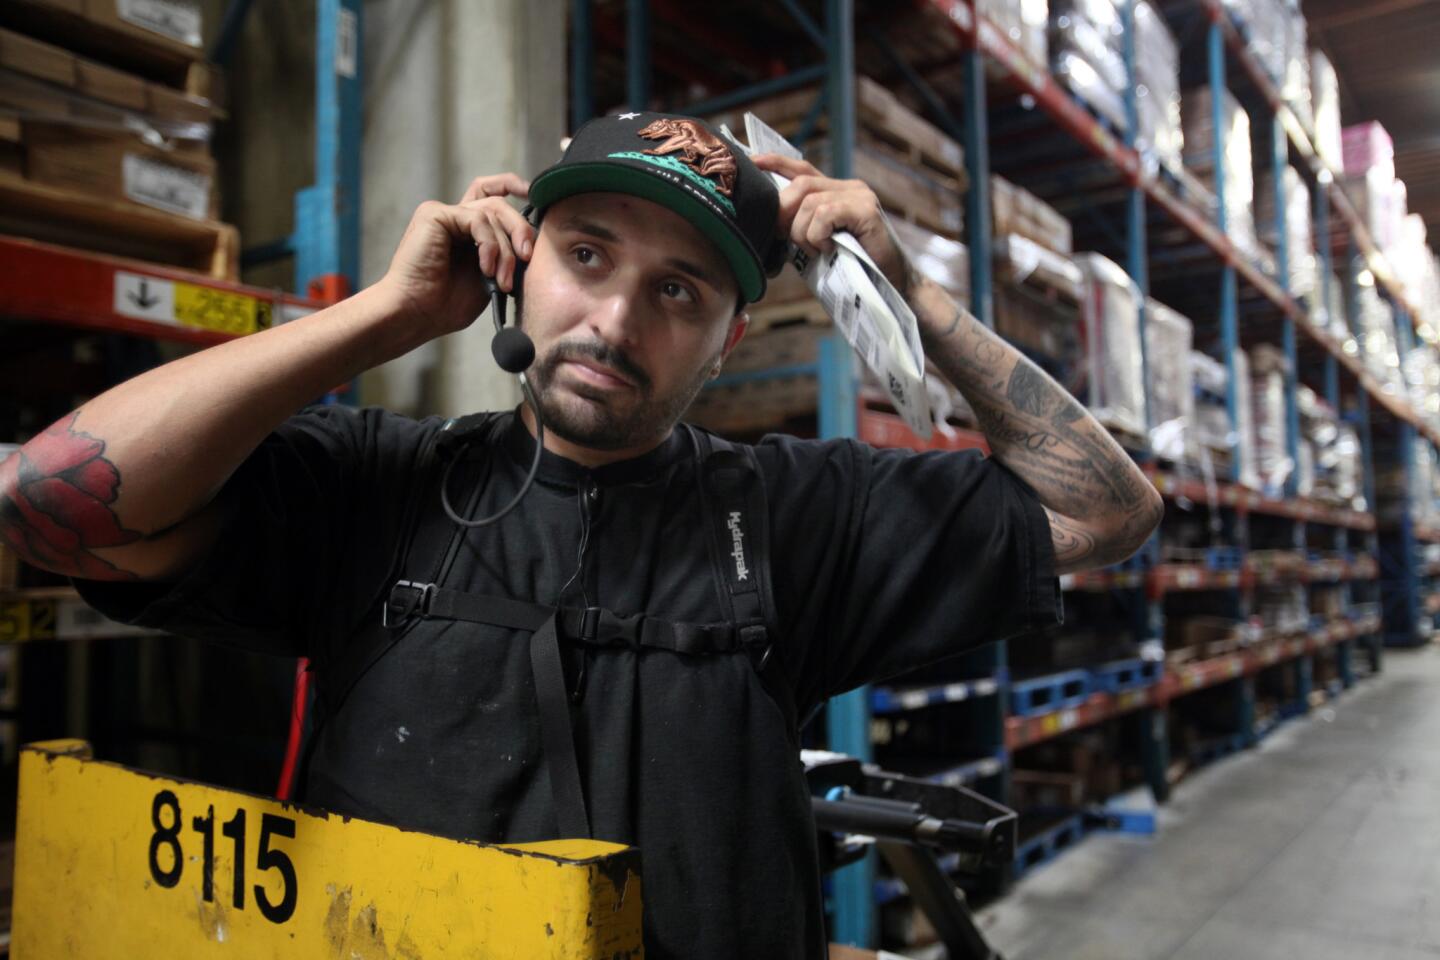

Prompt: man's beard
xmin=522 ymin=306 xmax=719 ymax=451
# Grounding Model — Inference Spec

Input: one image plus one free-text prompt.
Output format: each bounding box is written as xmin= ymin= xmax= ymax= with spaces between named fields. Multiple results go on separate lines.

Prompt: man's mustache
xmin=541 ymin=339 xmax=652 ymax=392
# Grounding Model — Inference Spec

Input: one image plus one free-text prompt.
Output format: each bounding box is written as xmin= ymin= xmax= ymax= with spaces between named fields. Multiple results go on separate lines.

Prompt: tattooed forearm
xmin=909 ymin=278 xmax=1163 ymax=570
xmin=0 ymin=413 xmax=143 ymax=580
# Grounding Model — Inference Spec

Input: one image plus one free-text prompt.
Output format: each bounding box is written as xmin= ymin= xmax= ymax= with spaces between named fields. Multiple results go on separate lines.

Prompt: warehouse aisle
xmin=975 ymin=645 xmax=1440 ymax=960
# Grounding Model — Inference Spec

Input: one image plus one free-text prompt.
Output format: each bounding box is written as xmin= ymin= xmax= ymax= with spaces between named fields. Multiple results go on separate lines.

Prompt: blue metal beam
xmin=962 ymin=47 xmax=992 ymax=328
xmin=1268 ymin=115 xmax=1300 ymax=498
xmin=293 ymin=0 xmax=362 ymax=297
xmin=626 ymin=0 xmax=649 ymax=112
xmin=822 ymin=0 xmax=871 ymax=944
xmin=680 ymin=64 xmax=828 ymax=121
xmin=1209 ymin=21 xmax=1241 ymax=485
xmin=571 ymin=0 xmax=594 ymax=131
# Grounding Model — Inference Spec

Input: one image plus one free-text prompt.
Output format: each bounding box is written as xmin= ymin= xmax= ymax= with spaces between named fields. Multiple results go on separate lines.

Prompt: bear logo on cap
xmin=638 ymin=118 xmax=738 ymax=197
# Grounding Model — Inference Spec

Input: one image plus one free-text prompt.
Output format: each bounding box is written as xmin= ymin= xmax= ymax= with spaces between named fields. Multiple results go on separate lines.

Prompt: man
xmin=0 ymin=112 xmax=1161 ymax=957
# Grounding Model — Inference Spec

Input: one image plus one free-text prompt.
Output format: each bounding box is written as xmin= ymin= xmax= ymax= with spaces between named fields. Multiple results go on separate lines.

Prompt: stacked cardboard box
xmin=991 ymin=174 xmax=1073 ymax=256
xmin=707 ymin=75 xmax=966 ymax=240
xmin=1190 ymin=350 xmax=1231 ymax=470
xmin=0 ymin=3 xmax=233 ymax=276
xmin=979 ymin=0 xmax=1048 ymax=68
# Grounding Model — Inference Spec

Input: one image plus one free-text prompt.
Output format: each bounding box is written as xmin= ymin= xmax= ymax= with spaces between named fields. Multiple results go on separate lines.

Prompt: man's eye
xmin=661 ymin=281 xmax=695 ymax=303
xmin=574 ymin=247 xmax=596 ymax=265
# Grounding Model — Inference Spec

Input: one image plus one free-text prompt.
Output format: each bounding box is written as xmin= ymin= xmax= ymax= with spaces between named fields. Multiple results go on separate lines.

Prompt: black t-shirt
xmin=73 ymin=404 xmax=1061 ymax=957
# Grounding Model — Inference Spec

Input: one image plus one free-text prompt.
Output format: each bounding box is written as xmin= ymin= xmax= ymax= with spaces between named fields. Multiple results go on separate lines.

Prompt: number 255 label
xmin=147 ymin=789 xmax=298 ymax=924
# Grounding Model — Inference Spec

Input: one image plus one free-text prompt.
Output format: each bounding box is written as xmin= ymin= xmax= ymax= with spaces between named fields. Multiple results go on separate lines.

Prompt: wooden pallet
xmin=0 ymin=173 xmax=237 ymax=280
xmin=706 ymin=75 xmax=967 ymax=186
xmin=0 ymin=0 xmax=214 ymax=98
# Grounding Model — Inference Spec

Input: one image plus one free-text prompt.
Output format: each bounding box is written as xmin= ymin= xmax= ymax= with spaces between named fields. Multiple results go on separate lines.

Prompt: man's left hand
xmin=752 ymin=153 xmax=916 ymax=298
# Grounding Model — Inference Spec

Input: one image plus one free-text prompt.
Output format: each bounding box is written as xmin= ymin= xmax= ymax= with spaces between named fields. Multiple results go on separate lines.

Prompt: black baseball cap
xmin=528 ymin=111 xmax=786 ymax=304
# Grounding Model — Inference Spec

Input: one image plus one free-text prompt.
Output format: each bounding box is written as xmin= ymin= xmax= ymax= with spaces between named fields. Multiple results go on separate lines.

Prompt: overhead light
xmin=1358 ymin=269 xmax=1375 ymax=287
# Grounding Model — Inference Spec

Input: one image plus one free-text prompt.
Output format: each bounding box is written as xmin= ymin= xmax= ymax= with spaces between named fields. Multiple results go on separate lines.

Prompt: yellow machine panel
xmin=11 ymin=740 xmax=643 ymax=958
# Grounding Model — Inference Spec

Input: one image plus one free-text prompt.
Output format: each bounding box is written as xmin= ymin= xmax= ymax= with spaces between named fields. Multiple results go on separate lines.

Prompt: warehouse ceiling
xmin=1305 ymin=0 xmax=1440 ymax=255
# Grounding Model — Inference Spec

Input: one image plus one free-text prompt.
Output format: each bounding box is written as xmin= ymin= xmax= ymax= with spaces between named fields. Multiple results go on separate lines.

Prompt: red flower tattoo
xmin=0 ymin=413 xmax=143 ymax=580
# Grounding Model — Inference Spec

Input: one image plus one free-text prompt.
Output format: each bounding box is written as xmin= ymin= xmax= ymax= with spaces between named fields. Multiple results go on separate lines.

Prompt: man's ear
xmin=714 ymin=312 xmax=750 ymax=376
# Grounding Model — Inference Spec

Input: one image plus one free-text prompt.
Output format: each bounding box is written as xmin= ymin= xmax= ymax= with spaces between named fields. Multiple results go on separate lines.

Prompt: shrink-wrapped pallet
xmin=1255 ymin=164 xmax=1316 ymax=298
xmin=1144 ymin=298 xmax=1194 ymax=461
xmin=1192 ymin=351 xmax=1228 ymax=458
xmin=1182 ymin=87 xmax=1260 ymax=261
xmin=1249 ymin=344 xmax=1291 ymax=496
xmin=979 ymin=0 xmax=1049 ymax=68
xmin=1049 ymin=0 xmax=1127 ymax=133
xmin=1310 ymin=50 xmax=1342 ymax=173
xmin=1233 ymin=348 xmax=1261 ymax=489
xmin=1134 ymin=0 xmax=1182 ymax=171
xmin=1354 ymin=285 xmax=1403 ymax=391
xmin=1076 ymin=253 xmax=1145 ymax=439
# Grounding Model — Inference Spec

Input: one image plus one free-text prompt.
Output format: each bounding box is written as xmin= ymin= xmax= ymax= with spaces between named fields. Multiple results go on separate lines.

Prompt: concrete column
xmin=359 ymin=0 xmax=567 ymax=417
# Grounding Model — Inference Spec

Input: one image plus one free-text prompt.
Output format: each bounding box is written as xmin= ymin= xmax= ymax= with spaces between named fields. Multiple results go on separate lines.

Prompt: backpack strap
xmin=685 ymin=424 xmax=800 ymax=738
xmin=312 ymin=411 xmax=503 ymax=716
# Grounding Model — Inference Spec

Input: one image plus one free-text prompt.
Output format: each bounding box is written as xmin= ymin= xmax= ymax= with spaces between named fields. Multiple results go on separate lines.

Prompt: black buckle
xmin=580 ymin=606 xmax=602 ymax=643
xmin=382 ymin=580 xmax=436 ymax=628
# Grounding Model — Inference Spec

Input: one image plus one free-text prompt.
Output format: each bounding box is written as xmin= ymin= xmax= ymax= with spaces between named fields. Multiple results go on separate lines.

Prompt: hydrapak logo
xmin=727 ymin=510 xmax=749 ymax=582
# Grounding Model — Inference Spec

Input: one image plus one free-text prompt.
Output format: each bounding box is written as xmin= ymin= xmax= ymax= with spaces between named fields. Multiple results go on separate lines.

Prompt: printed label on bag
xmin=116 ymin=0 xmax=202 ymax=46
xmin=122 ymin=154 xmax=211 ymax=220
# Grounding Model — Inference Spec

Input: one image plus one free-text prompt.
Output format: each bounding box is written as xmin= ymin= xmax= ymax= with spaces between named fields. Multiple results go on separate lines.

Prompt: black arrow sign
xmin=128 ymin=279 xmax=160 ymax=310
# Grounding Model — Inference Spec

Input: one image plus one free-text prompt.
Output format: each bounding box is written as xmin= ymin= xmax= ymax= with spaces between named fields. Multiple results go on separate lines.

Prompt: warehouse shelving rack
xmin=576 ymin=0 xmax=1428 ymax=948
xmin=0 ymin=0 xmax=359 ymax=800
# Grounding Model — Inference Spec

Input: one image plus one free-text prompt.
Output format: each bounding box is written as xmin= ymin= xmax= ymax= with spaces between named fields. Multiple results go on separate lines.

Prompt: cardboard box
xmin=23 ymin=122 xmax=215 ymax=219
xmin=76 ymin=57 xmax=146 ymax=110
xmin=0 ymin=26 xmax=75 ymax=85
xmin=991 ymin=174 xmax=1073 ymax=256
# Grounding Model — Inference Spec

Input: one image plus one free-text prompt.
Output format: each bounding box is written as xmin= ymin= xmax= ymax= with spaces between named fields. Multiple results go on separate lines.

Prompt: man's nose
xmin=587 ymin=280 xmax=645 ymax=346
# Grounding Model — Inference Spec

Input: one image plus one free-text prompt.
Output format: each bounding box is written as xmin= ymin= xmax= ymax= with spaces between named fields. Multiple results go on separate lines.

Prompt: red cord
xmin=276 ymin=657 xmax=311 ymax=800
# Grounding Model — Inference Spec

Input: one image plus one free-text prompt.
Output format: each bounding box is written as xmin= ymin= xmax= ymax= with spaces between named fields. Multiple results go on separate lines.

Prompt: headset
xmin=439 ymin=208 xmax=545 ymax=528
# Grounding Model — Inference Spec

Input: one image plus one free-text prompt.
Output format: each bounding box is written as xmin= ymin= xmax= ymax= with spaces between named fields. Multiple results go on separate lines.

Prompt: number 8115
xmin=148 ymin=789 xmax=298 ymax=924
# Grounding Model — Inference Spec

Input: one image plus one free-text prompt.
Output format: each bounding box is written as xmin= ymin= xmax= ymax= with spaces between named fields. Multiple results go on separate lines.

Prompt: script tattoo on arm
xmin=913 ymin=293 xmax=1163 ymax=572
xmin=0 ymin=413 xmax=144 ymax=580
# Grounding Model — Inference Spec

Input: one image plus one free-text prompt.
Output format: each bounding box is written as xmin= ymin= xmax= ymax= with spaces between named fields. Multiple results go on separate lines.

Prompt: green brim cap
xmin=529 ymin=112 xmax=784 ymax=304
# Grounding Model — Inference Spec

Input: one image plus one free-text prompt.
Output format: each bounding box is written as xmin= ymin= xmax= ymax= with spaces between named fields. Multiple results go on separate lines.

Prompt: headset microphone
xmin=440 ymin=254 xmax=545 ymax=528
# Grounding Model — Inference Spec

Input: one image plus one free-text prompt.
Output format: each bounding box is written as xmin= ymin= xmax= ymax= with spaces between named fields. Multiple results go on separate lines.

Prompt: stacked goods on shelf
xmin=1309 ymin=50 xmax=1342 ymax=173
xmin=1234 ymin=347 xmax=1261 ymax=489
xmin=990 ymin=177 xmax=1082 ymax=400
xmin=1048 ymin=0 xmax=1127 ymax=134
xmin=1133 ymin=0 xmax=1182 ymax=171
xmin=1254 ymin=163 xmax=1316 ymax=299
xmin=686 ymin=224 xmax=970 ymax=435
xmin=0 ymin=6 xmax=234 ymax=279
xmin=1321 ymin=270 xmax=1348 ymax=341
xmin=1190 ymin=350 xmax=1232 ymax=472
xmin=1220 ymin=0 xmax=1287 ymax=86
xmin=993 ymin=234 xmax=1083 ymax=374
xmin=991 ymin=174 xmax=1073 ymax=255
xmin=1353 ymin=284 xmax=1404 ymax=393
xmin=1341 ymin=122 xmax=1404 ymax=254
xmin=1249 ymin=345 xmax=1291 ymax=496
xmin=1298 ymin=387 xmax=1365 ymax=512
xmin=708 ymin=75 xmax=967 ymax=239
xmin=1181 ymin=86 xmax=1266 ymax=268
xmin=1164 ymin=616 xmax=1252 ymax=665
xmin=1075 ymin=254 xmax=1145 ymax=441
xmin=979 ymin=0 xmax=1048 ymax=68
xmin=1279 ymin=1 xmax=1310 ymax=131
xmin=1144 ymin=298 xmax=1194 ymax=462
xmin=690 ymin=76 xmax=969 ymax=434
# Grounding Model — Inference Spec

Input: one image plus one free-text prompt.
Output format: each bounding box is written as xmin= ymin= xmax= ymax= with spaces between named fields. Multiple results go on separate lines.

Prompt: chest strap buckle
xmin=382 ymin=580 xmax=437 ymax=628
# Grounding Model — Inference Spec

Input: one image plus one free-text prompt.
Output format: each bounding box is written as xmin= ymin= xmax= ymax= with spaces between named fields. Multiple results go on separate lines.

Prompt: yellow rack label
xmin=174 ymin=283 xmax=274 ymax=336
xmin=12 ymin=740 xmax=643 ymax=958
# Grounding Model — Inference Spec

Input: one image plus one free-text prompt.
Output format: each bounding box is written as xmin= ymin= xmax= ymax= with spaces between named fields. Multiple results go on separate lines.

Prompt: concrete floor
xmin=973 ymin=644 xmax=1440 ymax=960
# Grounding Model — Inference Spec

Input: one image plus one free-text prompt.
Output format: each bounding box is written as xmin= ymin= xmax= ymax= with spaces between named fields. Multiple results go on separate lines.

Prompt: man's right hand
xmin=375 ymin=173 xmax=536 ymax=341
